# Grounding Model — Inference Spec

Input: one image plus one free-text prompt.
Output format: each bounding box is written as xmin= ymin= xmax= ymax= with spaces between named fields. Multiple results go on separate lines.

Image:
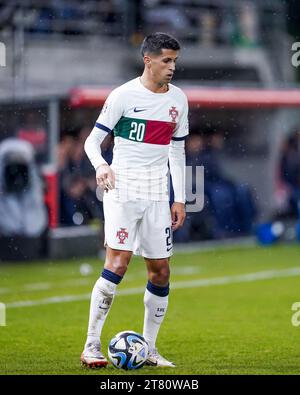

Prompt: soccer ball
xmin=108 ymin=331 xmax=149 ymax=370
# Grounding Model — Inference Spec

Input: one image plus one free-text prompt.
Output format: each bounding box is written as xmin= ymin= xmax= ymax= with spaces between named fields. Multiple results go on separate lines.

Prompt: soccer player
xmin=81 ymin=32 xmax=189 ymax=368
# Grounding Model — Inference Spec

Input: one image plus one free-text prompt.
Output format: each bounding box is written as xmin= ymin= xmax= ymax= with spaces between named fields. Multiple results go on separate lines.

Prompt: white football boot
xmin=145 ymin=348 xmax=176 ymax=368
xmin=81 ymin=342 xmax=108 ymax=368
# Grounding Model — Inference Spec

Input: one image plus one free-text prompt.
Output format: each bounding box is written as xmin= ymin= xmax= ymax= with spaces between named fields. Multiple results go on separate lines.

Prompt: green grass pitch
xmin=0 ymin=244 xmax=300 ymax=375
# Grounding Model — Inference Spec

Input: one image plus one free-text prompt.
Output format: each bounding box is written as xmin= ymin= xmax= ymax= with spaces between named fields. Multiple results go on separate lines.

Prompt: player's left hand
xmin=171 ymin=202 xmax=186 ymax=231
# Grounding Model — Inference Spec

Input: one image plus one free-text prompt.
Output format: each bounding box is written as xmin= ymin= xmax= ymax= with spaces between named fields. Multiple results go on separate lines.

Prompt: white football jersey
xmin=95 ymin=77 xmax=189 ymax=201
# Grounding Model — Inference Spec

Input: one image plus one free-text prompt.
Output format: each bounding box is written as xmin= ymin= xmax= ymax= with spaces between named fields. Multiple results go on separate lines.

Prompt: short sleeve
xmin=95 ymin=88 xmax=124 ymax=133
xmin=172 ymin=94 xmax=189 ymax=141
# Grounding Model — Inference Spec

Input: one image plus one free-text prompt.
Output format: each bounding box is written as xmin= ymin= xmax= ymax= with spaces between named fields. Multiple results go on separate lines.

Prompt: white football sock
xmin=143 ymin=288 xmax=169 ymax=351
xmin=85 ymin=277 xmax=117 ymax=346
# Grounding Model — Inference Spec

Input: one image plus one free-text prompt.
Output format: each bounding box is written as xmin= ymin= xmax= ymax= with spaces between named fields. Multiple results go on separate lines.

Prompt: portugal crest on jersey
xmin=116 ymin=228 xmax=128 ymax=244
xmin=169 ymin=106 xmax=179 ymax=122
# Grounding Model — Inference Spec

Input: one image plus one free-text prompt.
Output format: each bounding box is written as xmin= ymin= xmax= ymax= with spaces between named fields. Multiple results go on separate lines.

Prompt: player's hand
xmin=171 ymin=202 xmax=186 ymax=231
xmin=96 ymin=164 xmax=115 ymax=192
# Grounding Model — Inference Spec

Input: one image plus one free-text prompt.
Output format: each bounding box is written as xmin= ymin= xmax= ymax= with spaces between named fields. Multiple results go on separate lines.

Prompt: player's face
xmin=147 ymin=49 xmax=179 ymax=85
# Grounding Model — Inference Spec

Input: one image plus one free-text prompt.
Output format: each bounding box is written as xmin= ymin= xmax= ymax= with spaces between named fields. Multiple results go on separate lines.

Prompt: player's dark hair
xmin=140 ymin=32 xmax=180 ymax=57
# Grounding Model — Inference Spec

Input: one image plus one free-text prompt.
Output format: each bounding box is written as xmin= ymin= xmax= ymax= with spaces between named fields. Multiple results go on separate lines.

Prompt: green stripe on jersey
xmin=114 ymin=116 xmax=175 ymax=145
xmin=114 ymin=116 xmax=147 ymax=142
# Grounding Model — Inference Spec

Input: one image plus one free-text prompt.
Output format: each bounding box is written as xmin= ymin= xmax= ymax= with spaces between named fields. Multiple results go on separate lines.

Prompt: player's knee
xmin=105 ymin=250 xmax=131 ymax=277
xmin=149 ymin=260 xmax=170 ymax=286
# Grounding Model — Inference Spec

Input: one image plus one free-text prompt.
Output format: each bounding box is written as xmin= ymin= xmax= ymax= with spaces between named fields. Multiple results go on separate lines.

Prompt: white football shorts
xmin=103 ymin=191 xmax=173 ymax=259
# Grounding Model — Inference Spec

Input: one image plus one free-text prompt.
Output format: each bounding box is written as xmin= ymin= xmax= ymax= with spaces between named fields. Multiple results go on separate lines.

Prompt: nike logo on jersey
xmin=133 ymin=107 xmax=147 ymax=112
xmin=155 ymin=314 xmax=165 ymax=318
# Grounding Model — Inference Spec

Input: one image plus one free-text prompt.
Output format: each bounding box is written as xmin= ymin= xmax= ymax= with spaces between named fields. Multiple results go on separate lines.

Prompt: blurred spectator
xmin=57 ymin=133 xmax=74 ymax=170
xmin=143 ymin=0 xmax=192 ymax=37
xmin=30 ymin=0 xmax=121 ymax=36
xmin=200 ymin=8 xmax=218 ymax=46
xmin=16 ymin=111 xmax=48 ymax=164
xmin=142 ymin=0 xmax=260 ymax=46
xmin=173 ymin=133 xmax=214 ymax=243
xmin=175 ymin=128 xmax=257 ymax=241
xmin=58 ymin=127 xmax=102 ymax=226
xmin=200 ymin=127 xmax=257 ymax=238
xmin=231 ymin=2 xmax=259 ymax=47
xmin=33 ymin=0 xmax=84 ymax=34
xmin=0 ymin=138 xmax=48 ymax=237
xmin=278 ymin=130 xmax=300 ymax=218
xmin=100 ymin=0 xmax=119 ymax=25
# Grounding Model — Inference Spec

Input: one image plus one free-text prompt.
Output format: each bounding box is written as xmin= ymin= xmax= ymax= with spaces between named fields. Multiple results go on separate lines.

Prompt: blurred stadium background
xmin=1 ymin=0 xmax=300 ymax=376
xmin=1 ymin=0 xmax=300 ymax=259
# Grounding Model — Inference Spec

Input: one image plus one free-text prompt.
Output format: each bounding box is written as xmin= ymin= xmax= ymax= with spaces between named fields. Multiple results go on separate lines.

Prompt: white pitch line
xmin=5 ymin=267 xmax=300 ymax=309
xmin=24 ymin=283 xmax=52 ymax=291
xmin=172 ymin=267 xmax=200 ymax=275
xmin=0 ymin=266 xmax=201 ymax=296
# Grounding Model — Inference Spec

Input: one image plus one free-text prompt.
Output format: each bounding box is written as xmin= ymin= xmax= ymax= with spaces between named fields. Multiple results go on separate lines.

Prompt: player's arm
xmin=169 ymin=93 xmax=189 ymax=230
xmin=169 ymin=138 xmax=186 ymax=230
xmin=84 ymin=127 xmax=115 ymax=190
xmin=84 ymin=88 xmax=123 ymax=191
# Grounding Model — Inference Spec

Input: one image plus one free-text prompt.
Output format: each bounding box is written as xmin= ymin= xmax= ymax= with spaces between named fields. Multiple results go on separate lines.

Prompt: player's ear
xmin=144 ymin=55 xmax=151 ymax=68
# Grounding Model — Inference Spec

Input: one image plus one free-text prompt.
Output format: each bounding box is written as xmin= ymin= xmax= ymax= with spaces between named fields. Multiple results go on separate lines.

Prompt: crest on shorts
xmin=169 ymin=106 xmax=179 ymax=122
xmin=116 ymin=228 xmax=128 ymax=244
